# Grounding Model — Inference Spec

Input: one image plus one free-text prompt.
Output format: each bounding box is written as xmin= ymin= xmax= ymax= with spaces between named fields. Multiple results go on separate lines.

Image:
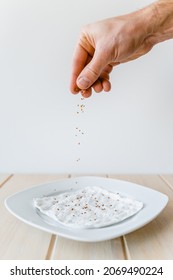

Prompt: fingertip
xmin=81 ymin=89 xmax=92 ymax=98
xmin=92 ymin=80 xmax=103 ymax=93
xmin=70 ymin=86 xmax=80 ymax=95
xmin=77 ymin=76 xmax=91 ymax=90
xmin=102 ymin=80 xmax=111 ymax=92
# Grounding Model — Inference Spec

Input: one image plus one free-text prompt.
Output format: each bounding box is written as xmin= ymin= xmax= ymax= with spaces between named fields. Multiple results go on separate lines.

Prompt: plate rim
xmin=4 ymin=176 xmax=169 ymax=242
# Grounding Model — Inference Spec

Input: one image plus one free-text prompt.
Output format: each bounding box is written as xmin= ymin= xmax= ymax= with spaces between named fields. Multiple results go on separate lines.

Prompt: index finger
xmin=70 ymin=43 xmax=88 ymax=94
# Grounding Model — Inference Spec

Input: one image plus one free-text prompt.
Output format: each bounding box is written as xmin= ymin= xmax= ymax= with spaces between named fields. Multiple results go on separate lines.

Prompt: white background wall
xmin=0 ymin=0 xmax=173 ymax=174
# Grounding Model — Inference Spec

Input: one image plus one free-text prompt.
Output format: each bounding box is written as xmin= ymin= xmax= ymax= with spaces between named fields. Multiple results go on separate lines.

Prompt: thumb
xmin=76 ymin=50 xmax=108 ymax=89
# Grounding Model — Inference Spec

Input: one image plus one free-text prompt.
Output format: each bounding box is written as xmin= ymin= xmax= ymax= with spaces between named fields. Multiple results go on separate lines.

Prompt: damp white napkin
xmin=33 ymin=186 xmax=143 ymax=229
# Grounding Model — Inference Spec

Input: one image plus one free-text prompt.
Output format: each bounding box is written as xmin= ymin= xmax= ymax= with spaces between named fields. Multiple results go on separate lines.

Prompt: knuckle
xmin=86 ymin=65 xmax=99 ymax=78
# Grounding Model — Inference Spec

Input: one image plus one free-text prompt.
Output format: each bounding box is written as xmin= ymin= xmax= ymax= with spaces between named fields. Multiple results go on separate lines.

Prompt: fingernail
xmin=74 ymin=87 xmax=80 ymax=93
xmin=77 ymin=76 xmax=90 ymax=88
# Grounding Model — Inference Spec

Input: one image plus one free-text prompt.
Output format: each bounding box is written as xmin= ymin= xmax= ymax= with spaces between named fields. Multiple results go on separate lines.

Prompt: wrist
xmin=150 ymin=0 xmax=173 ymax=43
xmin=124 ymin=4 xmax=159 ymax=45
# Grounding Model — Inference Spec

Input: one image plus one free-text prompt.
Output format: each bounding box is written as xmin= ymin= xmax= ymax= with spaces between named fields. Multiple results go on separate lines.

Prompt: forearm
xmin=116 ymin=0 xmax=173 ymax=49
xmin=148 ymin=0 xmax=173 ymax=44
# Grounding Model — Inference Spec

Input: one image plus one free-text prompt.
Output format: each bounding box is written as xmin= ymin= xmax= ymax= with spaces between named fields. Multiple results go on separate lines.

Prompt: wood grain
xmin=52 ymin=236 xmax=125 ymax=260
xmin=0 ymin=174 xmax=68 ymax=259
xmin=160 ymin=174 xmax=173 ymax=191
xmin=0 ymin=174 xmax=12 ymax=188
xmin=108 ymin=175 xmax=173 ymax=259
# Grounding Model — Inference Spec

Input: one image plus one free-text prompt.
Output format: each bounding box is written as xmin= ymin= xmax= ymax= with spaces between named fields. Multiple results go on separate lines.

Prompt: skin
xmin=70 ymin=0 xmax=173 ymax=98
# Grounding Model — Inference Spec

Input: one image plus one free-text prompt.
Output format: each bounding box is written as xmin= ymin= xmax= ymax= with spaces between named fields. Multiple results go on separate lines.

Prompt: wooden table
xmin=0 ymin=174 xmax=173 ymax=260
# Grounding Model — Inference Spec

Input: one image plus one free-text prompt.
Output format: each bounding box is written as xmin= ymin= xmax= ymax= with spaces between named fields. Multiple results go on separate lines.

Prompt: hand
xmin=70 ymin=4 xmax=157 ymax=98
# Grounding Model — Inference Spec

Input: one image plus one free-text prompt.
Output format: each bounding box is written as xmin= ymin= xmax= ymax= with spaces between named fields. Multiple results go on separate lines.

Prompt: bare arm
xmin=70 ymin=1 xmax=173 ymax=98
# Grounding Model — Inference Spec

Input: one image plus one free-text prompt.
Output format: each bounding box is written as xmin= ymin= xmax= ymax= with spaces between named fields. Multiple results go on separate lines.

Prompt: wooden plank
xmin=52 ymin=174 xmax=126 ymax=260
xmin=160 ymin=174 xmax=173 ymax=191
xmin=108 ymin=175 xmax=173 ymax=259
xmin=0 ymin=174 xmax=12 ymax=187
xmin=53 ymin=237 xmax=125 ymax=260
xmin=0 ymin=174 xmax=68 ymax=260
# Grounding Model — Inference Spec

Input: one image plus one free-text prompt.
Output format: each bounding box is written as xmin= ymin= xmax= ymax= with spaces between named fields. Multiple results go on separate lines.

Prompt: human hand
xmin=70 ymin=4 xmax=157 ymax=98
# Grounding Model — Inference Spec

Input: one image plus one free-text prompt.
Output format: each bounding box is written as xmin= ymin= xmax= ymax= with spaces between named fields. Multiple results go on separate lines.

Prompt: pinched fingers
xmin=80 ymin=63 xmax=113 ymax=97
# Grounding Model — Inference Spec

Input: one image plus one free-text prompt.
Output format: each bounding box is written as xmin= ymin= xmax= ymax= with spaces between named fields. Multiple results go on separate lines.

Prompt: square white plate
xmin=5 ymin=176 xmax=168 ymax=242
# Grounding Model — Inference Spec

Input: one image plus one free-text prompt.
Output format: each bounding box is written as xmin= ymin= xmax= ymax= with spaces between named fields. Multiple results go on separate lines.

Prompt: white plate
xmin=5 ymin=176 xmax=168 ymax=242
